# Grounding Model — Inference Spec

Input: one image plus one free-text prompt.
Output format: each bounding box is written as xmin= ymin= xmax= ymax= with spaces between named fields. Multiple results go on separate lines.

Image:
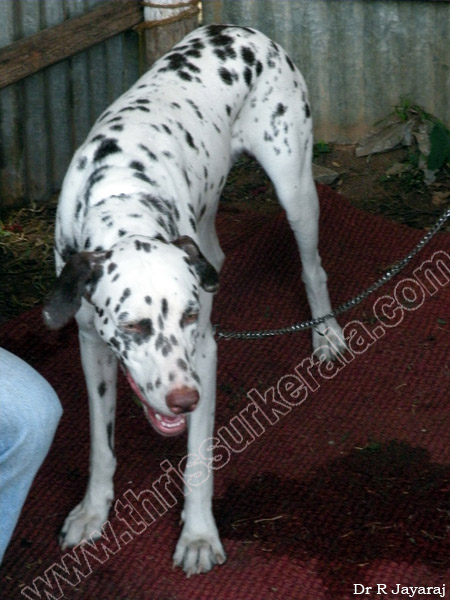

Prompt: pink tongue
xmin=125 ymin=372 xmax=186 ymax=437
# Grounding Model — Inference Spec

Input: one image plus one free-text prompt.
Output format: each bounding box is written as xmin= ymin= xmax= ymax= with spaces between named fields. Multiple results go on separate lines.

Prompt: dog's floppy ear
xmin=43 ymin=251 xmax=105 ymax=330
xmin=172 ymin=236 xmax=219 ymax=293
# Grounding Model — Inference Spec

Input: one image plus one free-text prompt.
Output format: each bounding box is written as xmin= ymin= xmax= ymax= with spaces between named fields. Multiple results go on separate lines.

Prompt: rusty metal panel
xmin=202 ymin=0 xmax=449 ymax=143
xmin=0 ymin=0 xmax=140 ymax=208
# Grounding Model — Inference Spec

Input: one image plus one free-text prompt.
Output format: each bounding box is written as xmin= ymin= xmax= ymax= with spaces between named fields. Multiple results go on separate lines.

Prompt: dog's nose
xmin=166 ymin=387 xmax=199 ymax=414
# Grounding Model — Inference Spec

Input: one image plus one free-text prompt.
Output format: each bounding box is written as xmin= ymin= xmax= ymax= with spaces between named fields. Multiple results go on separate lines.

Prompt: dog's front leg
xmin=173 ymin=325 xmax=226 ymax=576
xmin=60 ymin=326 xmax=118 ymax=549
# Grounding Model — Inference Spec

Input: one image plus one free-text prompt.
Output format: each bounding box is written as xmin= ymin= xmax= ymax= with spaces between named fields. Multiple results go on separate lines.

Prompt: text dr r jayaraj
xmin=353 ymin=584 xmax=446 ymax=598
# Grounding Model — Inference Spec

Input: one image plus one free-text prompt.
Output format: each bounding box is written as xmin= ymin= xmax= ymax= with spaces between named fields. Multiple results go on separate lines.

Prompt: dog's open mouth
xmin=125 ymin=372 xmax=186 ymax=437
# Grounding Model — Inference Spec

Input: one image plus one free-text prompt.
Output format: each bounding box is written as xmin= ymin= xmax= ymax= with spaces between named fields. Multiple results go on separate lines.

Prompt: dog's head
xmin=43 ymin=235 xmax=219 ymax=436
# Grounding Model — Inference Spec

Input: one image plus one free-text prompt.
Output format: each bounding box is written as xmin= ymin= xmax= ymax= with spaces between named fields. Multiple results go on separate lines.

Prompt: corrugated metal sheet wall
xmin=1 ymin=0 xmax=448 ymax=207
xmin=0 ymin=0 xmax=140 ymax=208
xmin=203 ymin=0 xmax=449 ymax=143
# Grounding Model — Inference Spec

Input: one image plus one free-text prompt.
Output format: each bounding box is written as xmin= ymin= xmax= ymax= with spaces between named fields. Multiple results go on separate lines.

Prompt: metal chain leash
xmin=215 ymin=208 xmax=450 ymax=341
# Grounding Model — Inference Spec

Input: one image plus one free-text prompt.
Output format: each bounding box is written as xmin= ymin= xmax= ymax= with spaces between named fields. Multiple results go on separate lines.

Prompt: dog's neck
xmin=79 ymin=192 xmax=190 ymax=252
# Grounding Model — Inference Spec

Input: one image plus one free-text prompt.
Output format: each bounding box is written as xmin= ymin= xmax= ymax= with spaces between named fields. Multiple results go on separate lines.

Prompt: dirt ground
xmin=0 ymin=144 xmax=449 ymax=324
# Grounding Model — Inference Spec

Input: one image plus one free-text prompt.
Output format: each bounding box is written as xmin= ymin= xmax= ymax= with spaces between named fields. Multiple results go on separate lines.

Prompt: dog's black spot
xmin=274 ymin=103 xmax=287 ymax=118
xmin=84 ymin=237 xmax=91 ymax=249
xmin=98 ymin=110 xmax=111 ymax=122
xmin=134 ymin=239 xmax=151 ymax=252
xmin=244 ymin=67 xmax=252 ymax=87
xmin=177 ymin=358 xmax=188 ymax=371
xmin=218 ymin=67 xmax=235 ymax=86
xmin=189 ymin=39 xmax=205 ymax=52
xmin=109 ymin=337 xmax=120 ymax=350
xmin=134 ymin=172 xmax=157 ymax=185
xmin=285 ymin=54 xmax=296 ymax=72
xmin=98 ymin=381 xmax=107 ymax=398
xmin=77 ymin=157 xmax=87 ymax=170
xmin=164 ymin=52 xmax=186 ymax=71
xmin=214 ymin=46 xmax=237 ymax=61
xmin=256 ymin=61 xmax=263 ymax=76
xmin=155 ymin=333 xmax=172 ymax=357
xmin=183 ymin=170 xmax=192 ymax=188
xmin=270 ymin=40 xmax=279 ymax=54
xmin=120 ymin=288 xmax=131 ymax=303
xmin=118 ymin=229 xmax=127 ymax=237
xmin=110 ymin=124 xmax=123 ymax=132
xmin=185 ymin=131 xmax=197 ymax=150
xmin=162 ymin=298 xmax=168 ymax=319
xmin=206 ymin=24 xmax=229 ymax=36
xmin=209 ymin=32 xmax=234 ymax=48
xmin=189 ymin=217 xmax=197 ymax=232
xmin=130 ymin=160 xmax=145 ymax=172
xmin=305 ymin=103 xmax=311 ymax=118
xmin=136 ymin=98 xmax=150 ymax=104
xmin=139 ymin=144 xmax=158 ymax=161
xmin=84 ymin=166 xmax=110 ymax=205
xmin=138 ymin=318 xmax=154 ymax=338
xmin=144 ymin=295 xmax=152 ymax=305
xmin=241 ymin=46 xmax=255 ymax=66
xmin=225 ymin=105 xmax=232 ymax=117
xmin=185 ymin=48 xmax=201 ymax=59
xmin=94 ymin=138 xmax=121 ymax=162
xmin=186 ymin=99 xmax=203 ymax=120
xmin=75 ymin=201 xmax=83 ymax=219
xmin=106 ymin=421 xmax=114 ymax=456
xmin=178 ymin=71 xmax=192 ymax=82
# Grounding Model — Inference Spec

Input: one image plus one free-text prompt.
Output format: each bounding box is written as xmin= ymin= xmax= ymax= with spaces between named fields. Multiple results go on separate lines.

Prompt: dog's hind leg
xmin=237 ymin=90 xmax=346 ymax=359
xmin=60 ymin=318 xmax=118 ymax=548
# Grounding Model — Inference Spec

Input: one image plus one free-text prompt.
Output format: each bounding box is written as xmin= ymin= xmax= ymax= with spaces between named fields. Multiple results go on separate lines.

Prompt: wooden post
xmin=139 ymin=0 xmax=200 ymax=69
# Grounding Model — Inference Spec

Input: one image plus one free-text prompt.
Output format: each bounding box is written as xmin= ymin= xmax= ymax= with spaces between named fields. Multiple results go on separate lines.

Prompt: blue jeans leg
xmin=0 ymin=347 xmax=62 ymax=563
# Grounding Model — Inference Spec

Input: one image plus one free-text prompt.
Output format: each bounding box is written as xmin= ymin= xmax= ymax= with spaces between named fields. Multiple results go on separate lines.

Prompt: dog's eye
xmin=121 ymin=318 xmax=154 ymax=337
xmin=183 ymin=311 xmax=199 ymax=326
xmin=121 ymin=322 xmax=141 ymax=334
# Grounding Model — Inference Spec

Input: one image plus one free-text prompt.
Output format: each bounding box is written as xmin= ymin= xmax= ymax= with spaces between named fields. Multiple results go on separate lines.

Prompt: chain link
xmin=215 ymin=208 xmax=450 ymax=341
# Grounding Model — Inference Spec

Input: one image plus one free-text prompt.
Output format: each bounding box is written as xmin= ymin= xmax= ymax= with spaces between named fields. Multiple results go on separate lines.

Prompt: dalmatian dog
xmin=43 ymin=24 xmax=346 ymax=575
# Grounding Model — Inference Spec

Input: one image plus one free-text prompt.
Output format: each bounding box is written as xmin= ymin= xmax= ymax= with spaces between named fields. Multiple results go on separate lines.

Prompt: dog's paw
xmin=59 ymin=500 xmax=109 ymax=549
xmin=312 ymin=318 xmax=347 ymax=361
xmin=173 ymin=531 xmax=226 ymax=576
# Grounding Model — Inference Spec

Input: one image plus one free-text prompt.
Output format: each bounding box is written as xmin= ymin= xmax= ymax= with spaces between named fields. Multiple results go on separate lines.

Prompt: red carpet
xmin=1 ymin=186 xmax=449 ymax=600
